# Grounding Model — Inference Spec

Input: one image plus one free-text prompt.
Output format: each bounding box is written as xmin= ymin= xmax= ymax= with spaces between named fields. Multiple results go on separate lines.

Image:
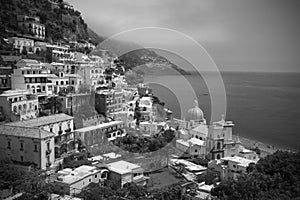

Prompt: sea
xmin=144 ymin=72 xmax=300 ymax=151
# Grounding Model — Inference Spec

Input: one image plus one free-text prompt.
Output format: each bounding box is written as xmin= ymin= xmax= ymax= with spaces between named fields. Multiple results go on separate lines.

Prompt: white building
xmin=208 ymin=156 xmax=257 ymax=180
xmin=176 ymin=137 xmax=206 ymax=157
xmin=107 ymin=160 xmax=149 ymax=188
xmin=0 ymin=89 xmax=39 ymax=121
xmin=174 ymin=99 xmax=242 ymax=160
xmin=139 ymin=121 xmax=168 ymax=135
xmin=55 ymin=165 xmax=108 ymax=195
xmin=8 ymin=37 xmax=35 ymax=53
xmin=12 ymin=61 xmax=55 ymax=96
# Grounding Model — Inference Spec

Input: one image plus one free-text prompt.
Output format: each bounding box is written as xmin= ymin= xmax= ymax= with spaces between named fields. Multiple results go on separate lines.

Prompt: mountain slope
xmin=0 ymin=0 xmax=89 ymax=42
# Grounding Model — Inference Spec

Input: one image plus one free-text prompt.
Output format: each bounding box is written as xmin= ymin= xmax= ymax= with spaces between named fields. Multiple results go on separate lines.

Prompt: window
xmin=95 ymin=175 xmax=97 ymax=178
xmin=50 ymin=128 xmax=53 ymax=132
xmin=217 ymin=142 xmax=221 ymax=149
xmin=233 ymin=165 xmax=236 ymax=168
xmin=47 ymin=142 xmax=50 ymax=150
xmin=216 ymin=154 xmax=221 ymax=159
xmin=194 ymin=149 xmax=198 ymax=153
xmin=20 ymin=142 xmax=24 ymax=151
xmin=34 ymin=144 xmax=38 ymax=152
xmin=101 ymin=173 xmax=107 ymax=178
xmin=20 ymin=156 xmax=23 ymax=162
xmin=89 ymin=179 xmax=91 ymax=182
xmin=7 ymin=141 xmax=11 ymax=149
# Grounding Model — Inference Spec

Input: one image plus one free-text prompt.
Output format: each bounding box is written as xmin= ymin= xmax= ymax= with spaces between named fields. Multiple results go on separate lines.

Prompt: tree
xmin=211 ymin=151 xmax=300 ymax=200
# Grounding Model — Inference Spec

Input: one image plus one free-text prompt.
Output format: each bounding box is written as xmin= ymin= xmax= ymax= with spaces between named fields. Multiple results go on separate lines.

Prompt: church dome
xmin=185 ymin=99 xmax=204 ymax=122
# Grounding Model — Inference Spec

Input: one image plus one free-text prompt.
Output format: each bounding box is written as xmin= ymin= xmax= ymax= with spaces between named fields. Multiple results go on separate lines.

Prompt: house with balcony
xmin=6 ymin=113 xmax=75 ymax=159
xmin=48 ymin=71 xmax=71 ymax=94
xmin=0 ymin=125 xmax=55 ymax=170
xmin=107 ymin=160 xmax=149 ymax=188
xmin=54 ymin=165 xmax=108 ymax=195
xmin=11 ymin=61 xmax=55 ymax=96
xmin=0 ymin=89 xmax=39 ymax=122
xmin=17 ymin=15 xmax=45 ymax=40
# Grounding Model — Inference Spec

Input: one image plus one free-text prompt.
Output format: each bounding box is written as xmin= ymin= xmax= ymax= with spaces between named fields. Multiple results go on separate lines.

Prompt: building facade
xmin=95 ymin=89 xmax=125 ymax=115
xmin=107 ymin=160 xmax=149 ymax=188
xmin=17 ymin=15 xmax=45 ymax=40
xmin=55 ymin=165 xmax=108 ymax=195
xmin=74 ymin=120 xmax=126 ymax=149
xmin=0 ymin=125 xmax=55 ymax=170
xmin=12 ymin=61 xmax=55 ymax=96
xmin=6 ymin=114 xmax=75 ymax=159
xmin=0 ymin=90 xmax=39 ymax=122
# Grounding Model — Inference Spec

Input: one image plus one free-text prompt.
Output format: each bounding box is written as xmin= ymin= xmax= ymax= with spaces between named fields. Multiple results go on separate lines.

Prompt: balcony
xmin=65 ymin=128 xmax=72 ymax=133
xmin=46 ymin=149 xmax=52 ymax=155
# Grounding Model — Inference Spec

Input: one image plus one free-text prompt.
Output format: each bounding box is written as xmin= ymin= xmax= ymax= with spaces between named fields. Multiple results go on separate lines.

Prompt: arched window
xmin=13 ymin=106 xmax=17 ymax=113
xmin=216 ymin=154 xmax=221 ymax=159
xmin=23 ymin=104 xmax=27 ymax=110
xmin=18 ymin=105 xmax=22 ymax=111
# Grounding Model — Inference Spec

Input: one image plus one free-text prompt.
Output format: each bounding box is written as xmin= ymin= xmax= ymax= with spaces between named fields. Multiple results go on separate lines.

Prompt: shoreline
xmin=232 ymin=134 xmax=294 ymax=158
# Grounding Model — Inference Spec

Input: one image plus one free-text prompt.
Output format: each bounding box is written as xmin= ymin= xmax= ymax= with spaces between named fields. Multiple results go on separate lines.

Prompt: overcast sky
xmin=68 ymin=0 xmax=300 ymax=72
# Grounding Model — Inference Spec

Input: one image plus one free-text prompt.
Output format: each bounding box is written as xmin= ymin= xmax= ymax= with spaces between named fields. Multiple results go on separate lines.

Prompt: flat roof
xmin=107 ymin=160 xmax=141 ymax=175
xmin=0 ymin=125 xmax=54 ymax=139
xmin=7 ymin=113 xmax=74 ymax=127
xmin=75 ymin=120 xmax=123 ymax=133
xmin=23 ymin=74 xmax=57 ymax=78
xmin=221 ymin=156 xmax=257 ymax=167
xmin=57 ymin=165 xmax=99 ymax=185
xmin=171 ymin=159 xmax=207 ymax=172
xmin=189 ymin=137 xmax=205 ymax=146
xmin=0 ymin=89 xmax=30 ymax=97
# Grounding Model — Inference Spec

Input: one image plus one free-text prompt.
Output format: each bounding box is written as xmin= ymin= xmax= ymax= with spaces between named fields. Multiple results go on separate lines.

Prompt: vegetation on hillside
xmin=211 ymin=151 xmax=300 ymax=200
xmin=113 ymin=129 xmax=175 ymax=153
xmin=0 ymin=0 xmax=89 ymax=42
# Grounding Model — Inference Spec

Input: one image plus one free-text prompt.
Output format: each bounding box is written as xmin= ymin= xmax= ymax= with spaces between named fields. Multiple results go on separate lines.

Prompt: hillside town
xmin=0 ymin=14 xmax=261 ymax=200
xmin=0 ymin=0 xmax=299 ymax=200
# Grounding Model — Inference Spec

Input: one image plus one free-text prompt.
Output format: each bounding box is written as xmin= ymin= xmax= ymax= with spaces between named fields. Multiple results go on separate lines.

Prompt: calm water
xmin=144 ymin=72 xmax=300 ymax=150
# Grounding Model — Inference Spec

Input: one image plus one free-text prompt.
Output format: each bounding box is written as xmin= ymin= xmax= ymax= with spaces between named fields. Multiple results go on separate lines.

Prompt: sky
xmin=68 ymin=0 xmax=300 ymax=72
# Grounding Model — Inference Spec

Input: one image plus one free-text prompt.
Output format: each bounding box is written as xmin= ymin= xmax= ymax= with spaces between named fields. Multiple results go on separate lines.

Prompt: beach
xmin=232 ymin=134 xmax=290 ymax=158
